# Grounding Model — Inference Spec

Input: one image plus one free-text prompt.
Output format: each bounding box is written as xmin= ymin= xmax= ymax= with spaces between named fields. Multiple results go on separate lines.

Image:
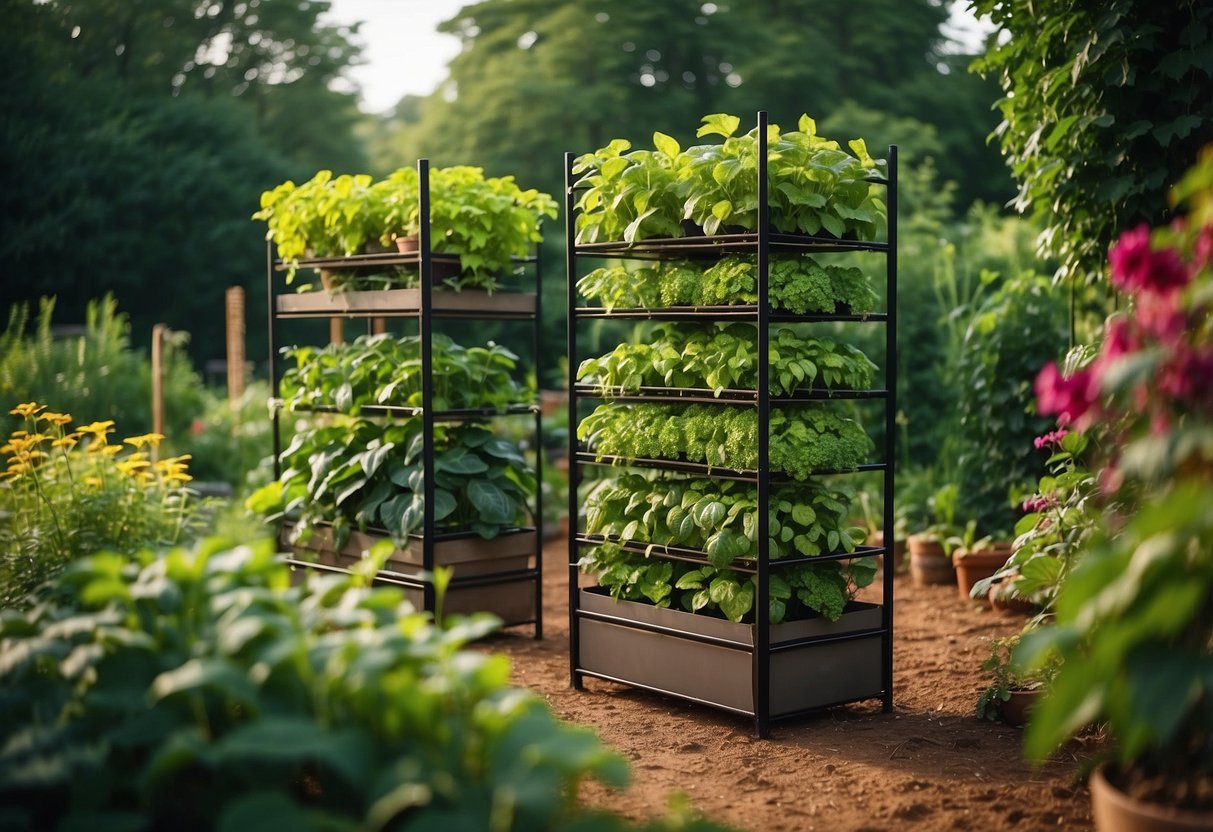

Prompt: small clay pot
xmin=908 ymin=534 xmax=953 ymax=587
xmin=1000 ymin=688 xmax=1040 ymax=727
xmin=867 ymin=530 xmax=907 ymax=573
xmin=954 ymin=542 xmax=1013 ymax=603
xmin=394 ymin=235 xmax=419 ymax=253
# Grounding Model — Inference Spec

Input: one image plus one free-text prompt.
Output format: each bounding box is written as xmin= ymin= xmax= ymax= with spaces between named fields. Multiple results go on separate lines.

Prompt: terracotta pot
xmin=394 ymin=235 xmax=419 ymax=253
xmin=954 ymin=542 xmax=1013 ymax=602
xmin=908 ymin=534 xmax=953 ymax=586
xmin=1090 ymin=766 xmax=1213 ymax=831
xmin=999 ymin=688 xmax=1040 ymax=727
xmin=867 ymin=530 xmax=906 ymax=573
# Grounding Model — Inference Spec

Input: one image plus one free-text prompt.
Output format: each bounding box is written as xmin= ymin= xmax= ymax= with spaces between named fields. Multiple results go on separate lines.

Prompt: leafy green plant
xmin=179 ymin=381 xmax=275 ymax=492
xmin=577 ymin=324 xmax=876 ymax=397
xmin=0 ymin=402 xmax=206 ymax=606
xmin=281 ymin=334 xmax=531 ymax=413
xmin=571 ymin=136 xmax=684 ymax=244
xmin=970 ymin=422 xmax=1100 ymax=611
xmin=953 ymin=271 xmax=1069 ymax=535
xmin=571 ymin=113 xmax=886 ymax=244
xmin=576 ymin=256 xmax=876 ymax=314
xmin=255 ymin=165 xmax=556 ymax=290
xmin=0 ymin=295 xmax=208 ymax=444
xmin=0 ymin=538 xmax=728 ymax=831
xmin=975 ymin=634 xmax=1059 ymax=722
xmin=583 ymin=473 xmax=865 ymax=563
xmin=250 ymin=418 xmax=535 ymax=546
xmin=577 ymin=403 xmax=873 ymax=478
xmin=580 ymin=540 xmax=875 ymax=624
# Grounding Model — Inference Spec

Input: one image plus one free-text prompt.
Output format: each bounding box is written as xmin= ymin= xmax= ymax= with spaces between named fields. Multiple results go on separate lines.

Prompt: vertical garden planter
xmin=565 ymin=112 xmax=897 ymax=736
xmin=265 ymin=159 xmax=545 ymax=635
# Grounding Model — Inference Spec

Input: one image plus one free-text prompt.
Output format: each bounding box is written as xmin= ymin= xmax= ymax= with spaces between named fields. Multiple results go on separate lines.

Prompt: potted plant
xmin=1016 ymin=154 xmax=1213 ymax=828
xmin=571 ymin=113 xmax=886 ymax=245
xmin=906 ymin=483 xmax=968 ymax=586
xmin=976 ymin=634 xmax=1058 ymax=727
xmin=255 ymin=166 xmax=556 ymax=291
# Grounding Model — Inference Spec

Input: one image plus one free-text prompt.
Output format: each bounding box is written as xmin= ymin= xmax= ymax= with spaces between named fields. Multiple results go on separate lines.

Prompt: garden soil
xmin=482 ymin=541 xmax=1099 ymax=832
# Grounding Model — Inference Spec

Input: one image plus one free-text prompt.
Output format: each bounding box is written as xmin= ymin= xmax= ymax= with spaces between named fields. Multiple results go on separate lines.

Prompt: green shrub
xmin=0 ymin=295 xmax=207 ymax=443
xmin=178 ymin=381 xmax=275 ymax=493
xmin=0 ymin=538 xmax=728 ymax=830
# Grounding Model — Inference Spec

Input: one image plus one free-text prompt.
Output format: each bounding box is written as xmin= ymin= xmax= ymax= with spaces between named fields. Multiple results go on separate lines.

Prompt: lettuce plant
xmin=577 ymin=323 xmax=877 ymax=396
xmin=577 ymin=403 xmax=873 ymax=477
xmin=281 ymin=334 xmax=531 ymax=414
xmin=576 ymin=256 xmax=876 ymax=314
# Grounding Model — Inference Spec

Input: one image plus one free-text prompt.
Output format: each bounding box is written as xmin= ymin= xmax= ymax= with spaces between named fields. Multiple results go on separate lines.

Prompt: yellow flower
xmin=23 ymin=433 xmax=49 ymax=446
xmin=124 ymin=433 xmax=165 ymax=450
xmin=84 ymin=475 xmax=102 ymax=488
xmin=99 ymin=445 xmax=122 ymax=457
xmin=52 ymin=434 xmax=80 ymax=450
xmin=10 ymin=431 xmax=28 ymax=439
xmin=163 ymin=472 xmax=194 ymax=487
xmin=9 ymin=402 xmax=44 ymax=418
xmin=116 ymin=454 xmax=151 ymax=477
xmin=39 ymin=412 xmax=72 ymax=427
xmin=77 ymin=421 xmax=116 ymax=440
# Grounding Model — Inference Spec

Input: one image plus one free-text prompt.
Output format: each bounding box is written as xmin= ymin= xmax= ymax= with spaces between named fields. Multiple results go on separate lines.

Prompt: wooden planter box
xmin=577 ymin=588 xmax=884 ymax=717
xmin=284 ymin=522 xmax=537 ymax=625
xmin=275 ymin=289 xmax=536 ymax=318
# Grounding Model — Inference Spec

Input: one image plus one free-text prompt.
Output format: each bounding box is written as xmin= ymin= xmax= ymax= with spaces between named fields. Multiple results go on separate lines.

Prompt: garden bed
xmin=484 ymin=539 xmax=1099 ymax=831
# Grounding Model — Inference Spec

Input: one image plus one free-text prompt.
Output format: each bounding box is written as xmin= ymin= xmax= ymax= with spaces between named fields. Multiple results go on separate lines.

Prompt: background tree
xmin=0 ymin=0 xmax=367 ymax=368
xmin=971 ymin=0 xmax=1213 ymax=285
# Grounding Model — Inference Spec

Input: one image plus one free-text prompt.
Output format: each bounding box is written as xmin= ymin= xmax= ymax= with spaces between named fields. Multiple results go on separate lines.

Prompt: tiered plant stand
xmin=267 ymin=159 xmax=544 ymax=634
xmin=565 ymin=112 xmax=897 ymax=734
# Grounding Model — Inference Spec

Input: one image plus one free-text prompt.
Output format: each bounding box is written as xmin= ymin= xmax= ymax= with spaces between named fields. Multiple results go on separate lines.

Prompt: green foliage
xmin=178 ymin=382 xmax=275 ymax=493
xmin=970 ymin=426 xmax=1100 ymax=612
xmin=281 ymin=334 xmax=531 ymax=413
xmin=0 ymin=296 xmax=207 ymax=444
xmin=975 ymin=635 xmax=1058 ymax=722
xmin=0 ymin=538 xmax=732 ymax=831
xmin=0 ymin=405 xmax=205 ymax=607
xmin=255 ymin=165 xmax=557 ymax=289
xmin=577 ymin=403 xmax=873 ymax=477
xmin=576 ymin=256 xmax=876 ymax=314
xmin=583 ymin=473 xmax=866 ymax=563
xmin=971 ymin=0 xmax=1213 ymax=285
xmin=254 ymin=419 xmax=536 ymax=545
xmin=953 ymin=272 xmax=1069 ymax=535
xmin=580 ymin=541 xmax=876 ymax=624
xmin=572 ymin=113 xmax=885 ymax=243
xmin=577 ymin=323 xmax=876 ymax=396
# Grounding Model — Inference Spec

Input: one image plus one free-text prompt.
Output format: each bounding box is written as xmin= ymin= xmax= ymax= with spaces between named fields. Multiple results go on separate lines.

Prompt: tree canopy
xmin=972 ymin=0 xmax=1213 ymax=285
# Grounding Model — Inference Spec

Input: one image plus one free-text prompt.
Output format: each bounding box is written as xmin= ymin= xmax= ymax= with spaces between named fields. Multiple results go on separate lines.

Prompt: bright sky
xmin=324 ymin=0 xmax=466 ymax=113
xmin=325 ymin=0 xmax=993 ymax=114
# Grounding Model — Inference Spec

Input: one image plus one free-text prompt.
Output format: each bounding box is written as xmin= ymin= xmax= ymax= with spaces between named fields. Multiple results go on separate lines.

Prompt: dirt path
xmin=483 ymin=542 xmax=1096 ymax=831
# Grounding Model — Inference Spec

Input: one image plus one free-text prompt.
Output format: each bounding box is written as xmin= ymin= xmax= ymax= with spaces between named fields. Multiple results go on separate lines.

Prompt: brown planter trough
xmin=577 ymin=588 xmax=884 ymax=718
xmin=283 ymin=522 xmax=537 ymax=625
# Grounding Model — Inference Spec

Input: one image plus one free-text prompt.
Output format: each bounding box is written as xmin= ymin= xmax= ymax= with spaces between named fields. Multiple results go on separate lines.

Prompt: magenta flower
xmin=1033 ymin=428 xmax=1070 ymax=449
xmin=1108 ymin=224 xmax=1191 ymax=295
xmin=1195 ymin=223 xmax=1213 ymax=270
xmin=1035 ymin=362 xmax=1097 ymax=424
xmin=1135 ymin=290 xmax=1186 ymax=344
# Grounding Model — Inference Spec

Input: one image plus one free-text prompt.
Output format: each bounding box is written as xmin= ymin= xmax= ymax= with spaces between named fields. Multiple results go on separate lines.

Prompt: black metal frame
xmin=565 ymin=112 xmax=897 ymax=736
xmin=267 ymin=158 xmax=545 ymax=638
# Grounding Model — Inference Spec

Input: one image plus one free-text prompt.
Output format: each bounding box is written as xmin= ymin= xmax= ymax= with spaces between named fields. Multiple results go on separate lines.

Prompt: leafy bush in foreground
xmin=0 ymin=538 xmax=728 ymax=831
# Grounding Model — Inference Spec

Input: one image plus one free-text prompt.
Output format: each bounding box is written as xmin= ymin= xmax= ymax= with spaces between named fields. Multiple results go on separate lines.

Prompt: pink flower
xmin=1033 ymin=428 xmax=1069 ymax=449
xmin=1109 ymin=224 xmax=1191 ymax=296
xmin=1100 ymin=315 xmax=1138 ymax=362
xmin=1195 ymin=224 xmax=1213 ymax=270
xmin=1135 ymin=290 xmax=1186 ymax=344
xmin=1158 ymin=345 xmax=1213 ymax=409
xmin=1035 ymin=362 xmax=1097 ymax=424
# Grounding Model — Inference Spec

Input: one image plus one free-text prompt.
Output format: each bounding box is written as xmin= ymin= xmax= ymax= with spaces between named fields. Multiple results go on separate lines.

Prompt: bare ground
xmin=482 ymin=541 xmax=1098 ymax=832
